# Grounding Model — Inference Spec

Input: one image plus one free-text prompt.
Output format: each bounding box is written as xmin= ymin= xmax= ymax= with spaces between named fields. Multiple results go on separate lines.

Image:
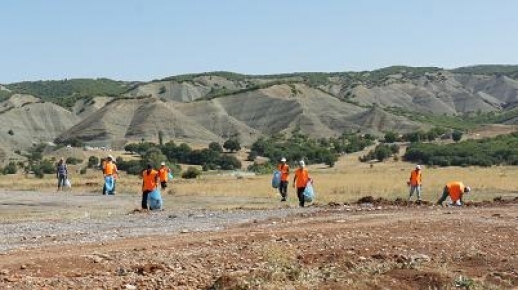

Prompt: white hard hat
xmin=299 ymin=160 xmax=305 ymax=167
xmin=161 ymin=162 xmax=166 ymax=166
xmin=280 ymin=157 xmax=286 ymax=162
xmin=416 ymin=165 xmax=421 ymax=170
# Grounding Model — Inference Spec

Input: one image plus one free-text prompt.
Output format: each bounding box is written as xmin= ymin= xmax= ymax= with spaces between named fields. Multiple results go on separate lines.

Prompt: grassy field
xmin=1 ymin=151 xmax=517 ymax=213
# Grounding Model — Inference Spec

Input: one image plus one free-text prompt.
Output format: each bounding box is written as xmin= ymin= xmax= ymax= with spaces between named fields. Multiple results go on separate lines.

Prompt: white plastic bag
xmin=65 ymin=179 xmax=72 ymax=188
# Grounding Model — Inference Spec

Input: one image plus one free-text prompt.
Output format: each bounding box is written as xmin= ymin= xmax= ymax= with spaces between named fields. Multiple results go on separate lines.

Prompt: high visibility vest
xmin=409 ymin=170 xmax=422 ymax=186
xmin=142 ymin=169 xmax=158 ymax=191
xmin=277 ymin=164 xmax=290 ymax=181
xmin=446 ymin=181 xmax=466 ymax=202
xmin=294 ymin=168 xmax=309 ymax=188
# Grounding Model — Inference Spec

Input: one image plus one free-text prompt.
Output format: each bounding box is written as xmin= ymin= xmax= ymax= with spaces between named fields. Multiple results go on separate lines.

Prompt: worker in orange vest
xmin=293 ymin=160 xmax=311 ymax=207
xmin=102 ymin=155 xmax=118 ymax=195
xmin=407 ymin=165 xmax=422 ymax=203
xmin=277 ymin=157 xmax=290 ymax=201
xmin=141 ymin=164 xmax=159 ymax=210
xmin=437 ymin=181 xmax=471 ymax=206
xmin=158 ymin=162 xmax=171 ymax=190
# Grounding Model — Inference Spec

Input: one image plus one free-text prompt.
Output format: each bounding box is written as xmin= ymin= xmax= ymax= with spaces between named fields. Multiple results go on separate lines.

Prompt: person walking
xmin=158 ymin=162 xmax=171 ymax=190
xmin=277 ymin=157 xmax=290 ymax=201
xmin=437 ymin=181 xmax=471 ymax=206
xmin=141 ymin=164 xmax=159 ymax=210
xmin=408 ymin=165 xmax=422 ymax=203
xmin=293 ymin=160 xmax=311 ymax=207
xmin=102 ymin=155 xmax=118 ymax=195
xmin=56 ymin=158 xmax=68 ymax=191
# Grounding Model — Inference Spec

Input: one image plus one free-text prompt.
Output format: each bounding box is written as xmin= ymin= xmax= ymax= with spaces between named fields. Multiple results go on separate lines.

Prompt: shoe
xmin=281 ymin=198 xmax=286 ymax=202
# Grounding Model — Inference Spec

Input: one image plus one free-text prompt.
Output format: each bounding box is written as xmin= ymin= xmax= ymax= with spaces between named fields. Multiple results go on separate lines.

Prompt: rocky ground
xmin=0 ymin=197 xmax=517 ymax=289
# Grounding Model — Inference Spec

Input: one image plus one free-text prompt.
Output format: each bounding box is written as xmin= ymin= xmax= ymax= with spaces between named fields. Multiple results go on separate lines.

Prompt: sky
xmin=1 ymin=0 xmax=518 ymax=83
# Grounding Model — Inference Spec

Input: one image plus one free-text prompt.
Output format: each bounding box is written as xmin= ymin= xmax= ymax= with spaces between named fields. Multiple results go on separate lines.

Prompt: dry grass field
xmin=2 ymin=149 xmax=517 ymax=212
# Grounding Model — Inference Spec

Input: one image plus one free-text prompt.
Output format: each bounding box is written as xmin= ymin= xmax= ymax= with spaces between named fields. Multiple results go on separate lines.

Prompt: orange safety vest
xmin=277 ymin=164 xmax=290 ymax=181
xmin=409 ymin=169 xmax=422 ymax=186
xmin=142 ymin=169 xmax=158 ymax=191
xmin=104 ymin=162 xmax=115 ymax=175
xmin=158 ymin=167 xmax=169 ymax=182
xmin=294 ymin=168 xmax=310 ymax=188
xmin=446 ymin=181 xmax=465 ymax=202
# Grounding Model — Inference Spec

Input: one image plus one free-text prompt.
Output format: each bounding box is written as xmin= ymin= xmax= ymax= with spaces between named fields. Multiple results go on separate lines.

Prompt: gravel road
xmin=0 ymin=191 xmax=317 ymax=253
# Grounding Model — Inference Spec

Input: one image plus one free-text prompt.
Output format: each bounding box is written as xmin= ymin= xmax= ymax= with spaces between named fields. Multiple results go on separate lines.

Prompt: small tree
xmin=208 ymin=142 xmax=223 ymax=153
xmin=8 ymin=129 xmax=14 ymax=136
xmin=452 ymin=130 xmax=463 ymax=142
xmin=223 ymin=139 xmax=241 ymax=152
xmin=383 ymin=131 xmax=398 ymax=143
xmin=182 ymin=166 xmax=201 ymax=179
xmin=88 ymin=156 xmax=99 ymax=168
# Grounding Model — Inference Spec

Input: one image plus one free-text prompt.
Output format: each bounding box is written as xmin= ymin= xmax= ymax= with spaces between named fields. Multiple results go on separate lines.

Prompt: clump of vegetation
xmin=403 ymin=132 xmax=518 ymax=167
xmin=65 ymin=157 xmax=83 ymax=165
xmin=359 ymin=144 xmax=400 ymax=162
xmin=182 ymin=166 xmax=201 ymax=179
xmin=246 ymin=131 xmax=374 ymax=172
xmin=6 ymin=78 xmax=127 ymax=108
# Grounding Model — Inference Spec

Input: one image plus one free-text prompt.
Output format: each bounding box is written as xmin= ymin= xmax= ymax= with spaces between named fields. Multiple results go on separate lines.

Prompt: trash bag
xmin=272 ymin=170 xmax=281 ymax=189
xmin=65 ymin=179 xmax=72 ymax=188
xmin=104 ymin=176 xmax=114 ymax=192
xmin=168 ymin=172 xmax=174 ymax=181
xmin=148 ymin=188 xmax=163 ymax=210
xmin=303 ymin=183 xmax=315 ymax=202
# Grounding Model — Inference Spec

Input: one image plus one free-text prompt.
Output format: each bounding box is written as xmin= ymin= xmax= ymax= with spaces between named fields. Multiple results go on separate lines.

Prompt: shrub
xmin=182 ymin=166 xmax=201 ymax=179
xmin=66 ymin=157 xmax=83 ymax=165
xmin=80 ymin=167 xmax=87 ymax=174
xmin=8 ymin=129 xmax=14 ymax=136
xmin=208 ymin=142 xmax=223 ymax=153
xmin=3 ymin=162 xmax=17 ymax=174
xmin=88 ymin=156 xmax=99 ymax=168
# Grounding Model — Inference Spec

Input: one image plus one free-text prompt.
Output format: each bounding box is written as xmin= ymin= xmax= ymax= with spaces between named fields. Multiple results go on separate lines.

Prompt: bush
xmin=208 ymin=142 xmax=223 ymax=153
xmin=80 ymin=167 xmax=87 ymax=174
xmin=8 ymin=129 xmax=14 ymax=135
xmin=182 ymin=167 xmax=201 ymax=179
xmin=66 ymin=157 xmax=83 ymax=165
xmin=88 ymin=156 xmax=99 ymax=168
xmin=3 ymin=162 xmax=17 ymax=174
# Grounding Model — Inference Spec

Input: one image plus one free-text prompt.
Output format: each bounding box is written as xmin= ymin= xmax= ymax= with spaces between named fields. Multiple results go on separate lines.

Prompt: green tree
xmin=223 ymin=139 xmax=241 ymax=152
xmin=383 ymin=131 xmax=398 ymax=143
xmin=88 ymin=156 xmax=99 ymax=168
xmin=452 ymin=130 xmax=463 ymax=142
xmin=208 ymin=142 xmax=223 ymax=153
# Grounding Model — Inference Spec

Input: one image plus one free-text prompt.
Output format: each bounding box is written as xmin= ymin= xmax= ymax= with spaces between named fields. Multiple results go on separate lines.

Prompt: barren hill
xmin=2 ymin=65 xmax=518 ymax=154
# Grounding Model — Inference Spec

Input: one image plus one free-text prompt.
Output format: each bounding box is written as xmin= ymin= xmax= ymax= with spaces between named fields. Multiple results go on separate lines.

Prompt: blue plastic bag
xmin=168 ymin=172 xmax=174 ymax=181
xmin=104 ymin=176 xmax=114 ymax=192
xmin=148 ymin=188 xmax=163 ymax=210
xmin=303 ymin=183 xmax=315 ymax=202
xmin=272 ymin=170 xmax=281 ymax=188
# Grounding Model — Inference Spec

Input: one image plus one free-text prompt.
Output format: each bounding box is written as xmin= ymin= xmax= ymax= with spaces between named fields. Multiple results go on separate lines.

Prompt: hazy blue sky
xmin=1 ymin=0 xmax=517 ymax=83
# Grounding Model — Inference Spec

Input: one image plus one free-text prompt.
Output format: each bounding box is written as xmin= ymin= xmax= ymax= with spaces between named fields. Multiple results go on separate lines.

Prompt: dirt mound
xmin=354 ymin=195 xmax=518 ymax=207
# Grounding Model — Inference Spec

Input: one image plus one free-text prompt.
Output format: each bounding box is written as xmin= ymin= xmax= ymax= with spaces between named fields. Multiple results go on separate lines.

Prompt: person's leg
xmin=416 ymin=185 xmax=422 ymax=201
xmin=408 ymin=186 xmax=416 ymax=200
xmin=437 ymin=187 xmax=449 ymax=206
xmin=280 ymin=181 xmax=287 ymax=201
xmin=142 ymin=191 xmax=150 ymax=210
xmin=102 ymin=180 xmax=107 ymax=195
xmin=297 ymin=187 xmax=305 ymax=207
xmin=161 ymin=181 xmax=167 ymax=190
xmin=57 ymin=175 xmax=63 ymax=191
xmin=110 ymin=179 xmax=116 ymax=195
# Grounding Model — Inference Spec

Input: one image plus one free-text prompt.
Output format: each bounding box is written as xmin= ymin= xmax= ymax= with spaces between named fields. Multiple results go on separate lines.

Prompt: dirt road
xmin=0 ymin=199 xmax=517 ymax=289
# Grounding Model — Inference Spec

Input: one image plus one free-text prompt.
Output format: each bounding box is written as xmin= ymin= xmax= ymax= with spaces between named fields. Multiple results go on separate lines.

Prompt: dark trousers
xmin=279 ymin=181 xmax=288 ymax=199
xmin=161 ymin=181 xmax=167 ymax=190
xmin=297 ymin=187 xmax=306 ymax=207
xmin=142 ymin=190 xmax=151 ymax=209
